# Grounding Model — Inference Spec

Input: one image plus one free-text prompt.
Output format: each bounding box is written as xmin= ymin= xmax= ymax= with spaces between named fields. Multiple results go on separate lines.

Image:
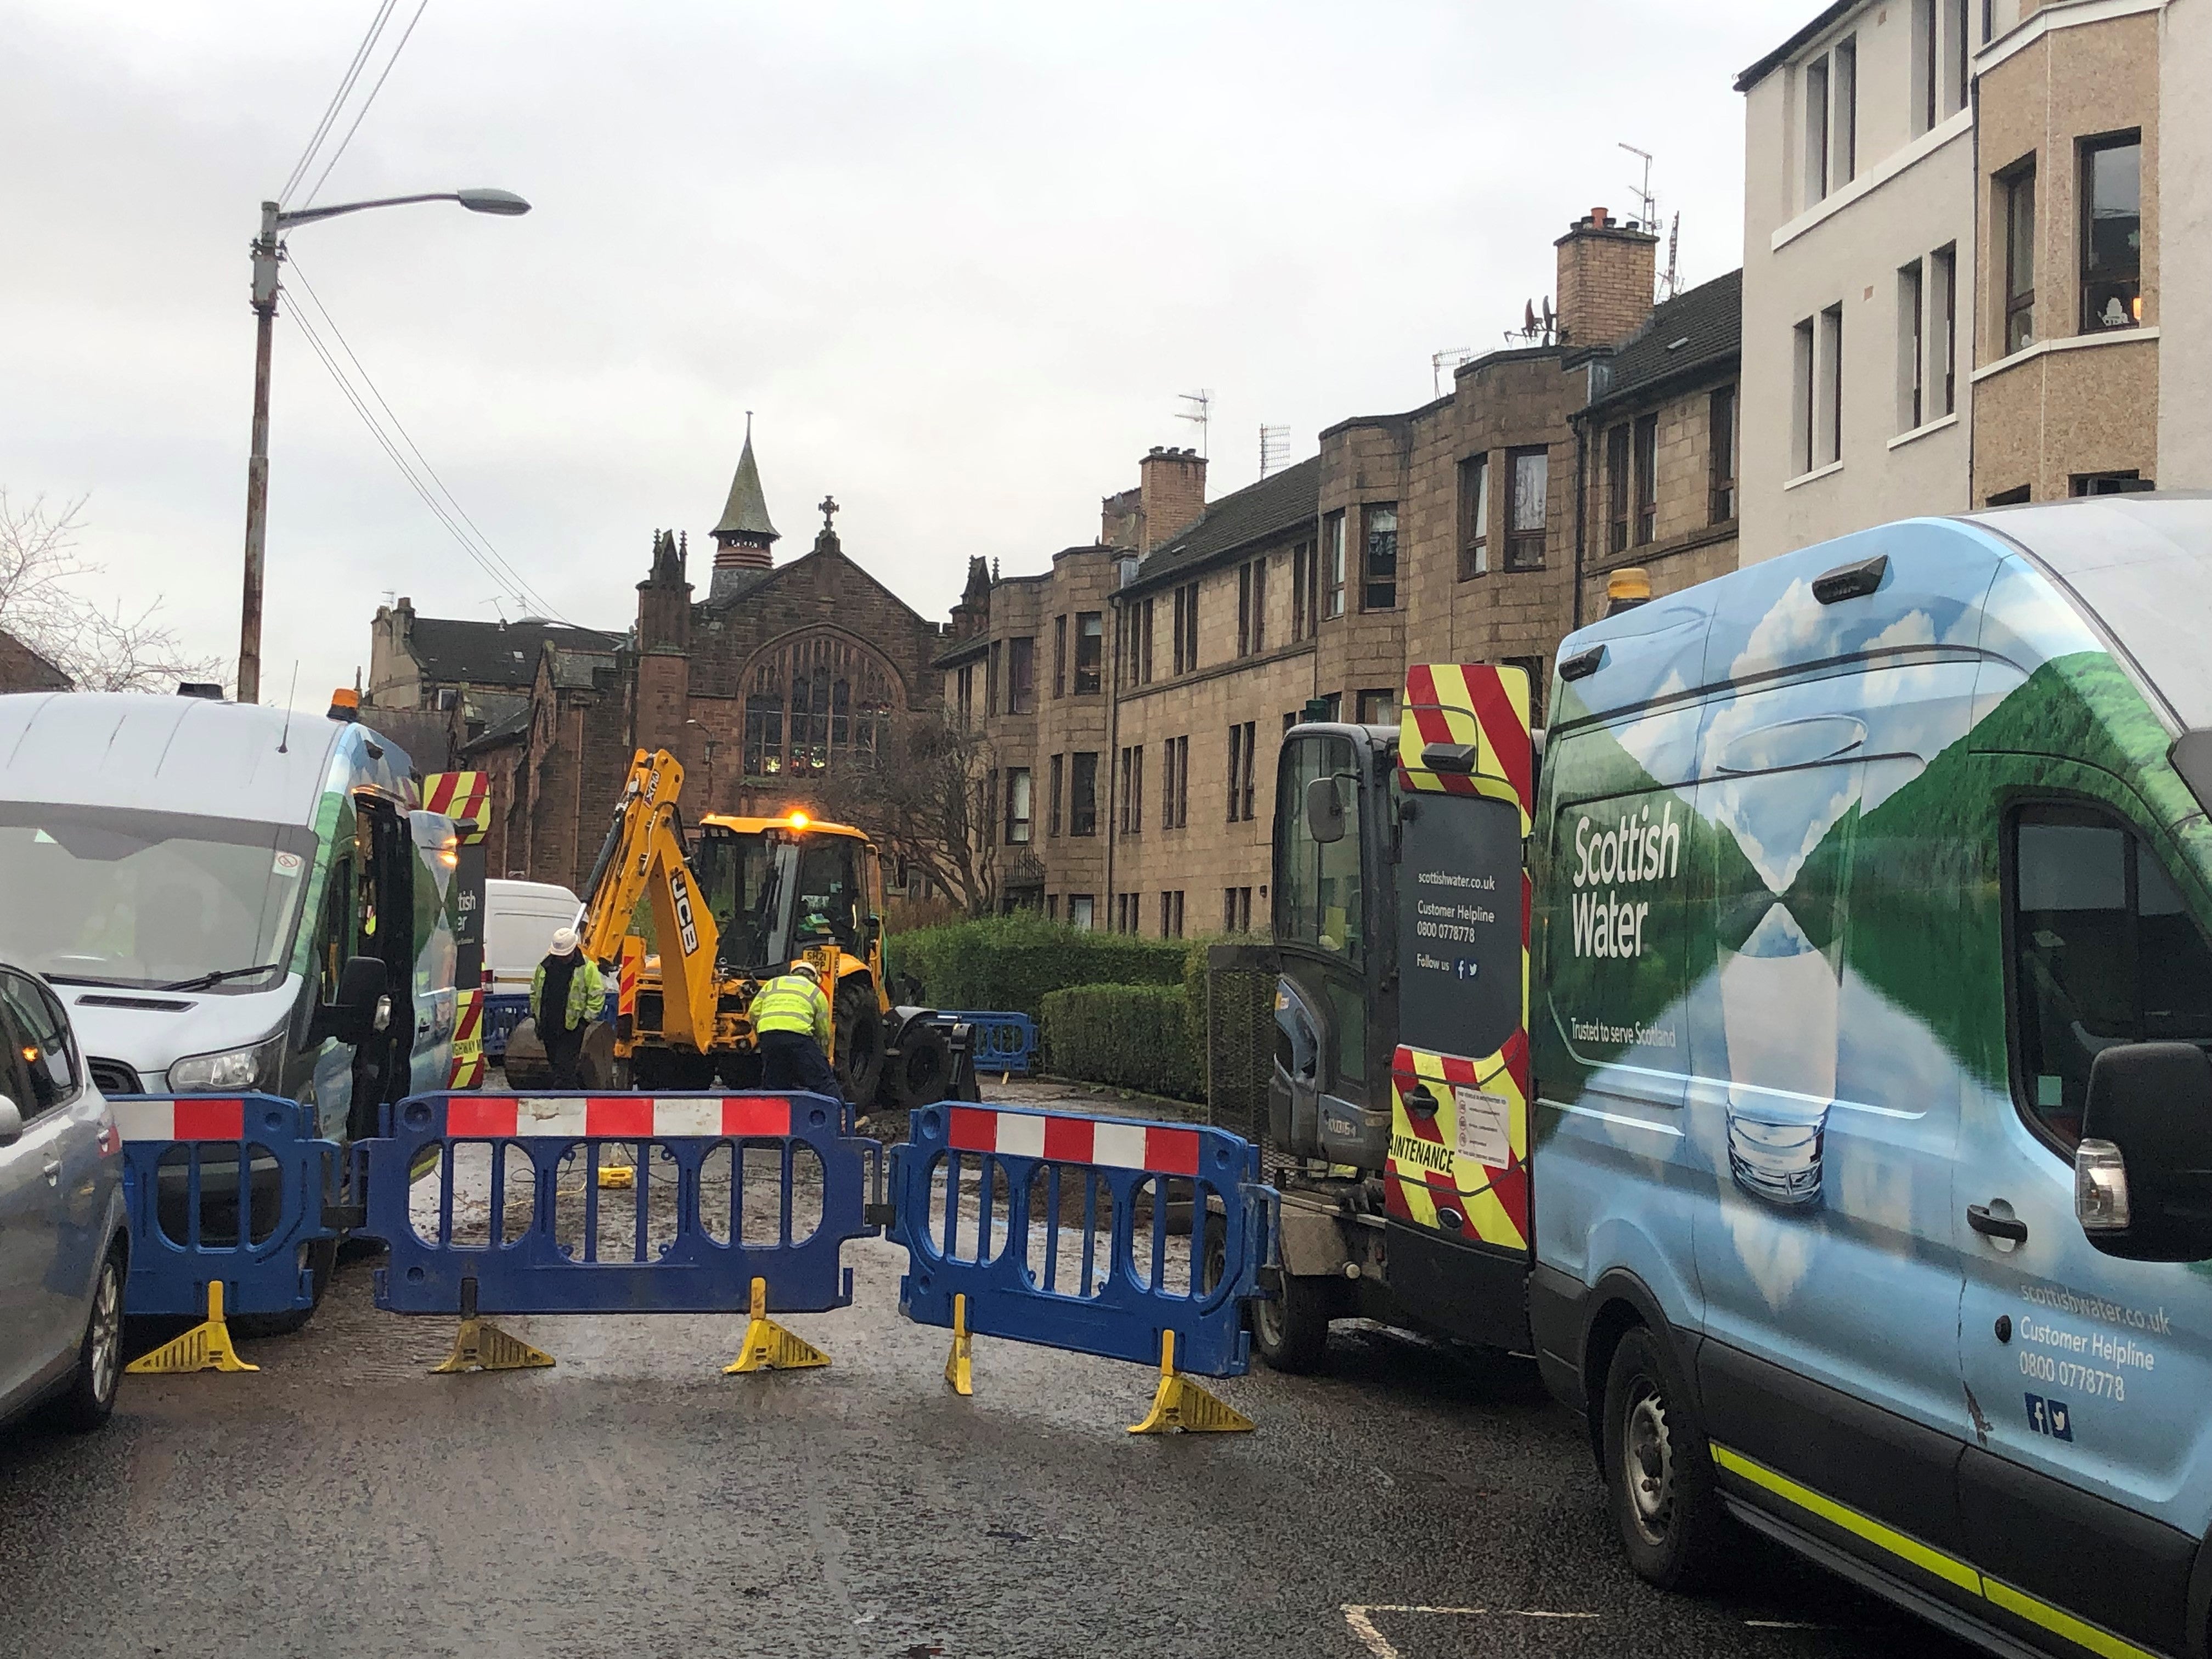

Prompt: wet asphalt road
xmin=1 ymin=1254 xmax=1976 ymax=1659
xmin=0 ymin=1087 xmax=1974 ymax=1659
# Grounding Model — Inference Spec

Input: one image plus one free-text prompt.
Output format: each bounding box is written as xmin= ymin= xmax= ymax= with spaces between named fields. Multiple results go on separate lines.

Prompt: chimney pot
xmin=1590 ymin=206 xmax=1610 ymax=227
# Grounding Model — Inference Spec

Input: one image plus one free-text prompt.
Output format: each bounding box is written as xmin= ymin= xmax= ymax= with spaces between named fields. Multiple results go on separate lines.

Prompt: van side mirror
xmin=1305 ymin=776 xmax=1346 ymax=845
xmin=317 ymin=955 xmax=390 ymax=1047
xmin=0 ymin=1095 xmax=20 ymax=1148
xmin=2077 ymin=1042 xmax=2212 ymax=1261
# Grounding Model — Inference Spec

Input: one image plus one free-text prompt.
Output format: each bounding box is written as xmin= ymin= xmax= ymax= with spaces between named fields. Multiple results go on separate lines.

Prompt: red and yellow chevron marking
xmin=449 ymin=989 xmax=486 ymax=1090
xmin=1384 ymin=1033 xmax=1530 ymax=1252
xmin=421 ymin=770 xmax=490 ymax=843
xmin=618 ymin=939 xmax=642 ymax=1016
xmin=1398 ymin=663 xmax=1533 ymax=832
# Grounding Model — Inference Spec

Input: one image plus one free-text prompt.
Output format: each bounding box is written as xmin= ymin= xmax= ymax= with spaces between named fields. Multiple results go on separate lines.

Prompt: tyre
xmin=1250 ymin=1269 xmax=1335 ymax=1374
xmin=833 ymin=980 xmax=885 ymax=1107
xmin=884 ymin=1019 xmax=952 ymax=1110
xmin=49 ymin=1245 xmax=124 ymax=1433
xmin=1601 ymin=1325 xmax=1734 ymax=1590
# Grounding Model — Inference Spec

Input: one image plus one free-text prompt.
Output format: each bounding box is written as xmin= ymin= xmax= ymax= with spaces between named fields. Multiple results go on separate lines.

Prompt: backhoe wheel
xmin=834 ymin=980 xmax=885 ymax=1107
xmin=884 ymin=1019 xmax=952 ymax=1110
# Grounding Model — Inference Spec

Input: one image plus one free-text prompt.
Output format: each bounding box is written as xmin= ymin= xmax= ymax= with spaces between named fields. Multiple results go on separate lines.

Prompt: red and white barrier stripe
xmin=445 ymin=1095 xmax=795 ymax=1139
xmin=112 ymin=1098 xmax=246 ymax=1143
xmin=946 ymin=1107 xmax=1200 ymax=1177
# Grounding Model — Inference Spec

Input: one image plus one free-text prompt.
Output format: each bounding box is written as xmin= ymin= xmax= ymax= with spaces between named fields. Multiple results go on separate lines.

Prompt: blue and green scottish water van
xmin=1531 ymin=494 xmax=2212 ymax=1659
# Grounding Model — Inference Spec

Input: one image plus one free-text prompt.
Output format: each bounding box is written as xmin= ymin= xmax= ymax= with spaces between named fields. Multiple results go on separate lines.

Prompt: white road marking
xmin=1340 ymin=1605 xmax=1601 ymax=1657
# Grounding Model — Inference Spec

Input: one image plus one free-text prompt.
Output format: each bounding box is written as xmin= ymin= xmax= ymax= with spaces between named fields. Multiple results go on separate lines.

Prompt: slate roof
xmin=712 ymin=432 xmax=779 ymax=542
xmin=1125 ymin=454 xmax=1321 ymax=595
xmin=407 ymin=617 xmax=624 ymax=690
xmin=462 ymin=702 xmax=531 ymax=755
xmin=1581 ymin=268 xmax=1742 ymax=417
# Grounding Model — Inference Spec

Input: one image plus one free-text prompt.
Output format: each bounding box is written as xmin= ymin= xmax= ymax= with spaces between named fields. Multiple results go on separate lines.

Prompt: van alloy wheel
xmin=87 ymin=1258 xmax=121 ymax=1406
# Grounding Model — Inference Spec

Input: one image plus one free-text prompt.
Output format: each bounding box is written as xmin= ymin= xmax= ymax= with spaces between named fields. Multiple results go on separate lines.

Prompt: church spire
xmin=710 ymin=414 xmax=779 ymax=600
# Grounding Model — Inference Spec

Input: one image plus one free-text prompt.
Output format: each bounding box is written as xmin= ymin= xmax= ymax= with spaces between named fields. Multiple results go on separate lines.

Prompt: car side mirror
xmin=317 ymin=955 xmax=390 ymax=1047
xmin=2077 ymin=1042 xmax=2212 ymax=1261
xmin=0 ymin=1094 xmax=20 ymax=1148
xmin=1305 ymin=776 xmax=1346 ymax=845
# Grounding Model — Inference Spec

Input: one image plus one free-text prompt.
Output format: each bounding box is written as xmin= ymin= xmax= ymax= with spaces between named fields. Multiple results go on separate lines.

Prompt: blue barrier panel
xmin=943 ymin=1011 xmax=1037 ymax=1076
xmin=362 ymin=1091 xmax=876 ymax=1317
xmin=113 ymin=1094 xmax=340 ymax=1319
xmin=891 ymin=1102 xmax=1269 ymax=1376
xmin=481 ymin=992 xmax=532 ymax=1060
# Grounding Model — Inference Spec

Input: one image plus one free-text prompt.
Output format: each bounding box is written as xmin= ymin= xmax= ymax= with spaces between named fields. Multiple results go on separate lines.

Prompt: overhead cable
xmin=278 ymin=1 xmax=395 ymax=208
xmin=300 ymin=0 xmax=433 ymax=210
xmin=281 ymin=280 xmax=567 ymax=624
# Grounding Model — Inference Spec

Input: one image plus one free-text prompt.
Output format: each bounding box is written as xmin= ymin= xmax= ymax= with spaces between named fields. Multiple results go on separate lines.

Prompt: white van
xmin=482 ymin=878 xmax=582 ymax=995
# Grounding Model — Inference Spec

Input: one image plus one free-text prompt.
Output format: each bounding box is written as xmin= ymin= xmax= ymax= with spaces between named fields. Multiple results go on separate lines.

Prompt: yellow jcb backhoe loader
xmin=504 ymin=749 xmax=971 ymax=1107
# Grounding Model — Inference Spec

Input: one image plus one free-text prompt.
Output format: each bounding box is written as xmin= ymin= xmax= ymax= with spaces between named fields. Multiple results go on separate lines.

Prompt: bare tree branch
xmin=0 ymin=492 xmax=226 ymax=694
xmin=810 ymin=710 xmax=1000 ymax=917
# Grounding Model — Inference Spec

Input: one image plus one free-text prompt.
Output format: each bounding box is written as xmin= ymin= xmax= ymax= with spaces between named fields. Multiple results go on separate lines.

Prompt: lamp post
xmin=238 ymin=187 xmax=529 ymax=704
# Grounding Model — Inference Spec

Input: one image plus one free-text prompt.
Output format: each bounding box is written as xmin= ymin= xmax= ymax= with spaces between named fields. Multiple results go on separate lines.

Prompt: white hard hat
xmin=788 ymin=959 xmax=821 ymax=980
xmin=551 ymin=927 xmax=579 ymax=954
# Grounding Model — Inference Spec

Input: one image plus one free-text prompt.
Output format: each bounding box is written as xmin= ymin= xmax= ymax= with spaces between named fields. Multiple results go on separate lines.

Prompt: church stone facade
xmin=366 ymin=434 xmax=945 ymax=891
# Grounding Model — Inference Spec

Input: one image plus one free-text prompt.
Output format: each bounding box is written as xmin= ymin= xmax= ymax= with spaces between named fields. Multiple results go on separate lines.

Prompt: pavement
xmin=0 ymin=1079 xmax=1975 ymax=1659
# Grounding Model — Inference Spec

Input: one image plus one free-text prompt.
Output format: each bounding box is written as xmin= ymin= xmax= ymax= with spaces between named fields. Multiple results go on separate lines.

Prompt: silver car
xmin=0 ymin=964 xmax=126 ymax=1432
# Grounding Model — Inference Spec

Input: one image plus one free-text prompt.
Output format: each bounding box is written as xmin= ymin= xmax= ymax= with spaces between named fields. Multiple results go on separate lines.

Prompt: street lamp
xmin=238 ymin=187 xmax=531 ymax=704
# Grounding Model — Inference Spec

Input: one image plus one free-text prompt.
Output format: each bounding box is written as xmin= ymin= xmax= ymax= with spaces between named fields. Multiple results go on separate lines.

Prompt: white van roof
xmin=487 ymin=878 xmax=582 ymax=906
xmin=0 ymin=692 xmax=405 ymax=823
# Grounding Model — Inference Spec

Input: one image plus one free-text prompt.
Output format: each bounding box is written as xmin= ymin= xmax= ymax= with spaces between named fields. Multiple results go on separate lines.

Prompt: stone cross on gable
xmin=819 ymin=495 xmax=839 ymax=531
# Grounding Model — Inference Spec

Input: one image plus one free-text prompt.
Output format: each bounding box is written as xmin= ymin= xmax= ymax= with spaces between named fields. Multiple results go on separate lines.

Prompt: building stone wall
xmin=1973 ymin=9 xmax=2163 ymax=501
xmin=2158 ymin=0 xmax=2212 ymax=488
xmin=1737 ymin=0 xmax=1976 ymax=562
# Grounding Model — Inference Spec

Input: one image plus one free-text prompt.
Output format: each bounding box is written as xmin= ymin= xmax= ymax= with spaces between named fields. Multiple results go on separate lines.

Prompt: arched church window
xmin=739 ymin=633 xmax=903 ymax=779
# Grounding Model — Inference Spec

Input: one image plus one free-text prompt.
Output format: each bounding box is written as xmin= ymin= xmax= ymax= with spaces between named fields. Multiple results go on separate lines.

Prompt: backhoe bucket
xmin=501 ymin=1017 xmax=552 ymax=1088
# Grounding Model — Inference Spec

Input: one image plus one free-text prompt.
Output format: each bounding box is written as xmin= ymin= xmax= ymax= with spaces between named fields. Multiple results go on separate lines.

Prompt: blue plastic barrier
xmin=362 ymin=1091 xmax=877 ymax=1317
xmin=890 ymin=1102 xmax=1269 ymax=1376
xmin=481 ymin=991 xmax=532 ymax=1061
xmin=113 ymin=1094 xmax=341 ymax=1319
xmin=944 ymin=1011 xmax=1038 ymax=1076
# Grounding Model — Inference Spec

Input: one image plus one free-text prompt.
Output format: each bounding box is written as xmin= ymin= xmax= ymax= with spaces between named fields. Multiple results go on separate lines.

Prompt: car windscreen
xmin=0 ymin=802 xmax=318 ymax=992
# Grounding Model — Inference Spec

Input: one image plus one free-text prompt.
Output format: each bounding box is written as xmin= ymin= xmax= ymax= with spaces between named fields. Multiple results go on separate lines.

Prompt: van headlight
xmin=168 ymin=1033 xmax=285 ymax=1093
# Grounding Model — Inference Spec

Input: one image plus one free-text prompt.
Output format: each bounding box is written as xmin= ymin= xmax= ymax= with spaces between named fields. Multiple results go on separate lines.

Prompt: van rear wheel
xmin=1601 ymin=1325 xmax=1733 ymax=1590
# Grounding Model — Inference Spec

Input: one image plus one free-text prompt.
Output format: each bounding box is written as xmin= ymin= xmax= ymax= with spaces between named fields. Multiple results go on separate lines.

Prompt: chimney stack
xmin=1554 ymin=206 xmax=1659 ymax=348
xmin=1137 ymin=447 xmax=1208 ymax=554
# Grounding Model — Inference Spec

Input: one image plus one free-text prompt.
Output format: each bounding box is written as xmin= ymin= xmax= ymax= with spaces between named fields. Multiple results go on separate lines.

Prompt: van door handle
xmin=1967 ymin=1204 xmax=2028 ymax=1244
xmin=42 ymin=1160 xmax=60 ymax=1186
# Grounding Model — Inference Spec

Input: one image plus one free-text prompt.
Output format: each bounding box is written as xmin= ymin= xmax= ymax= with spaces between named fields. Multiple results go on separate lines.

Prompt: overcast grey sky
xmin=1 ymin=1 xmax=1789 ymax=709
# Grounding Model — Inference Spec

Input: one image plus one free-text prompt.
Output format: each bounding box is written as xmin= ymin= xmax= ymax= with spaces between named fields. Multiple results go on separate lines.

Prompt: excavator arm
xmin=574 ymin=749 xmax=721 ymax=1051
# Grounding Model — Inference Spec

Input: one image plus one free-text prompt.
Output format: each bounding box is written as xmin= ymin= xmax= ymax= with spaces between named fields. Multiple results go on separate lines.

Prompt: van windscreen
xmin=0 ymin=803 xmax=317 ymax=992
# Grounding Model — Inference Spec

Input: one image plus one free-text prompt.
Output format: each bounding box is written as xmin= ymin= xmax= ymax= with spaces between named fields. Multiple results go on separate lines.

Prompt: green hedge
xmin=885 ymin=913 xmax=1187 ymax=1019
xmin=1038 ymin=983 xmax=1203 ymax=1103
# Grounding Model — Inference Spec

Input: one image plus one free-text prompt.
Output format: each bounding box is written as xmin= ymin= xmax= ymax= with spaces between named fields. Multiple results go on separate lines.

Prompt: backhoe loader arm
xmin=574 ymin=749 xmax=720 ymax=1051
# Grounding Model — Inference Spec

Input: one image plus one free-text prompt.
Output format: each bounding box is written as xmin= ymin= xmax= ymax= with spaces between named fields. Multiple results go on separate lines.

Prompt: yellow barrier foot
xmin=432 ymin=1319 xmax=557 ymax=1374
xmin=597 ymin=1165 xmax=635 ymax=1189
xmin=126 ymin=1282 xmax=258 ymax=1375
xmin=431 ymin=1278 xmax=555 ymax=1373
xmin=1128 ymin=1331 xmax=1254 ymax=1435
xmin=944 ymin=1291 xmax=974 ymax=1396
xmin=725 ymin=1277 xmax=831 ymax=1374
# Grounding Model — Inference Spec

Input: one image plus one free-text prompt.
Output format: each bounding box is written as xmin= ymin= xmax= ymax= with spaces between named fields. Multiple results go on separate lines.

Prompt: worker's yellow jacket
xmin=749 ymin=972 xmax=830 ymax=1044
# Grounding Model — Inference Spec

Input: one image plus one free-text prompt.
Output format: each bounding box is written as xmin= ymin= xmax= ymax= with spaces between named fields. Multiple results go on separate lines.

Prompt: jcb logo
xmin=670 ymin=875 xmax=699 ymax=955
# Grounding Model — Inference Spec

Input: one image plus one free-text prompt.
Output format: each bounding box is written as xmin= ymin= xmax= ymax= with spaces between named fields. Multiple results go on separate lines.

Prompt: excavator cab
xmin=691 ymin=822 xmax=871 ymax=973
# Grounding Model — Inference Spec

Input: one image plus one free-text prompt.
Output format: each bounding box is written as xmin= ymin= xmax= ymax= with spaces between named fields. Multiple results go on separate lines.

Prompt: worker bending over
xmin=531 ymin=926 xmax=606 ymax=1089
xmin=748 ymin=958 xmax=843 ymax=1101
